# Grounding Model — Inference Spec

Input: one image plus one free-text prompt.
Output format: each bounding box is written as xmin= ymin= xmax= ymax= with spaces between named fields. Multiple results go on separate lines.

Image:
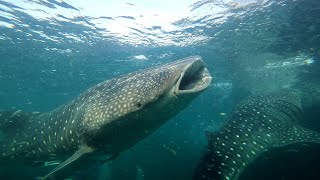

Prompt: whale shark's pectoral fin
xmin=281 ymin=125 xmax=320 ymax=146
xmin=41 ymin=145 xmax=94 ymax=180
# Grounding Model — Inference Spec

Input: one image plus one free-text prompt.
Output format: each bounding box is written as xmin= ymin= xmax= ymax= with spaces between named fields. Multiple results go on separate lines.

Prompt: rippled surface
xmin=1 ymin=0 xmax=318 ymax=58
xmin=0 ymin=0 xmax=281 ymax=47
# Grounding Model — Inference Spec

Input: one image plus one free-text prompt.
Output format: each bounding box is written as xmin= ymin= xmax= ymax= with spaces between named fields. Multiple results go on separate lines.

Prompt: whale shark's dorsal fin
xmin=41 ymin=145 xmax=94 ymax=180
xmin=0 ymin=110 xmax=40 ymax=137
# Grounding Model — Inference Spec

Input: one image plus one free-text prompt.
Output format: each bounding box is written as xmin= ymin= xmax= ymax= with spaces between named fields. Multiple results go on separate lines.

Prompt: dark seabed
xmin=0 ymin=0 xmax=320 ymax=180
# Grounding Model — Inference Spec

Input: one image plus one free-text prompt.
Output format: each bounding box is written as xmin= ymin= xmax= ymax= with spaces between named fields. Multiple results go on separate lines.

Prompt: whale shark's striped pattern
xmin=194 ymin=90 xmax=320 ymax=180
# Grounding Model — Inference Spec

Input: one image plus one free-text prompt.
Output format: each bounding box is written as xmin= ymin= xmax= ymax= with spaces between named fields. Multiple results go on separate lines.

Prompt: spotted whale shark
xmin=194 ymin=90 xmax=320 ymax=180
xmin=0 ymin=56 xmax=212 ymax=179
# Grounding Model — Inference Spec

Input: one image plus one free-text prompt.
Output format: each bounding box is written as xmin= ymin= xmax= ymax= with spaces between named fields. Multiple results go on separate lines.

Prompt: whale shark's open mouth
xmin=176 ymin=59 xmax=212 ymax=94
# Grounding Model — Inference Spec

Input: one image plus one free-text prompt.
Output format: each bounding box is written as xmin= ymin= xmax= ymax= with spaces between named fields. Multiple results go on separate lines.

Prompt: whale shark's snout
xmin=174 ymin=56 xmax=212 ymax=95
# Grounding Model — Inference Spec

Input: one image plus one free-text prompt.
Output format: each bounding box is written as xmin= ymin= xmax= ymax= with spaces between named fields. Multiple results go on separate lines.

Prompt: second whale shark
xmin=194 ymin=90 xmax=320 ymax=180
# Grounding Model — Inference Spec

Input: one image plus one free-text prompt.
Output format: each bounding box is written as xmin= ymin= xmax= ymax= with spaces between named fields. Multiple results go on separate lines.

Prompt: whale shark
xmin=0 ymin=56 xmax=212 ymax=179
xmin=194 ymin=90 xmax=320 ymax=180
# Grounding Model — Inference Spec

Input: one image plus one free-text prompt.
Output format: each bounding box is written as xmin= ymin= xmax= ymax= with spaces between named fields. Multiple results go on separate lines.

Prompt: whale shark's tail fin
xmin=0 ymin=110 xmax=40 ymax=138
xmin=0 ymin=110 xmax=42 ymax=161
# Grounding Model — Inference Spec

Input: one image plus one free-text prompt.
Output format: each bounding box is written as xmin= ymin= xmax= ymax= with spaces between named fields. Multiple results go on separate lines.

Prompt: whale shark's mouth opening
xmin=177 ymin=60 xmax=212 ymax=94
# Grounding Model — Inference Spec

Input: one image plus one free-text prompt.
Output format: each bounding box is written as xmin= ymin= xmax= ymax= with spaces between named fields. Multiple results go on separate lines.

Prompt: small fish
xmin=194 ymin=90 xmax=320 ymax=180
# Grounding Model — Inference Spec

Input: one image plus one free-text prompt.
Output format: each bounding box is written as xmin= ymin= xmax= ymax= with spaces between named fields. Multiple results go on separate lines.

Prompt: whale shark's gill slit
xmin=179 ymin=64 xmax=205 ymax=91
xmin=268 ymin=100 xmax=303 ymax=123
xmin=276 ymin=99 xmax=304 ymax=121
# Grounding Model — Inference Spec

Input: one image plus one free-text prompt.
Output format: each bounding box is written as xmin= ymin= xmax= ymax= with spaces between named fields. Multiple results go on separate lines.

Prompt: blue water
xmin=0 ymin=0 xmax=319 ymax=179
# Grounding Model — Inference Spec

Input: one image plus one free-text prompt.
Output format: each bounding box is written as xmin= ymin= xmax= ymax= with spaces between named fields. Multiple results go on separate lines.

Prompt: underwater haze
xmin=0 ymin=0 xmax=320 ymax=180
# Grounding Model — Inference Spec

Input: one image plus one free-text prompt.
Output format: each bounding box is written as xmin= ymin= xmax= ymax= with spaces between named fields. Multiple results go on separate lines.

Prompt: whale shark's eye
xmin=136 ymin=102 xmax=142 ymax=108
